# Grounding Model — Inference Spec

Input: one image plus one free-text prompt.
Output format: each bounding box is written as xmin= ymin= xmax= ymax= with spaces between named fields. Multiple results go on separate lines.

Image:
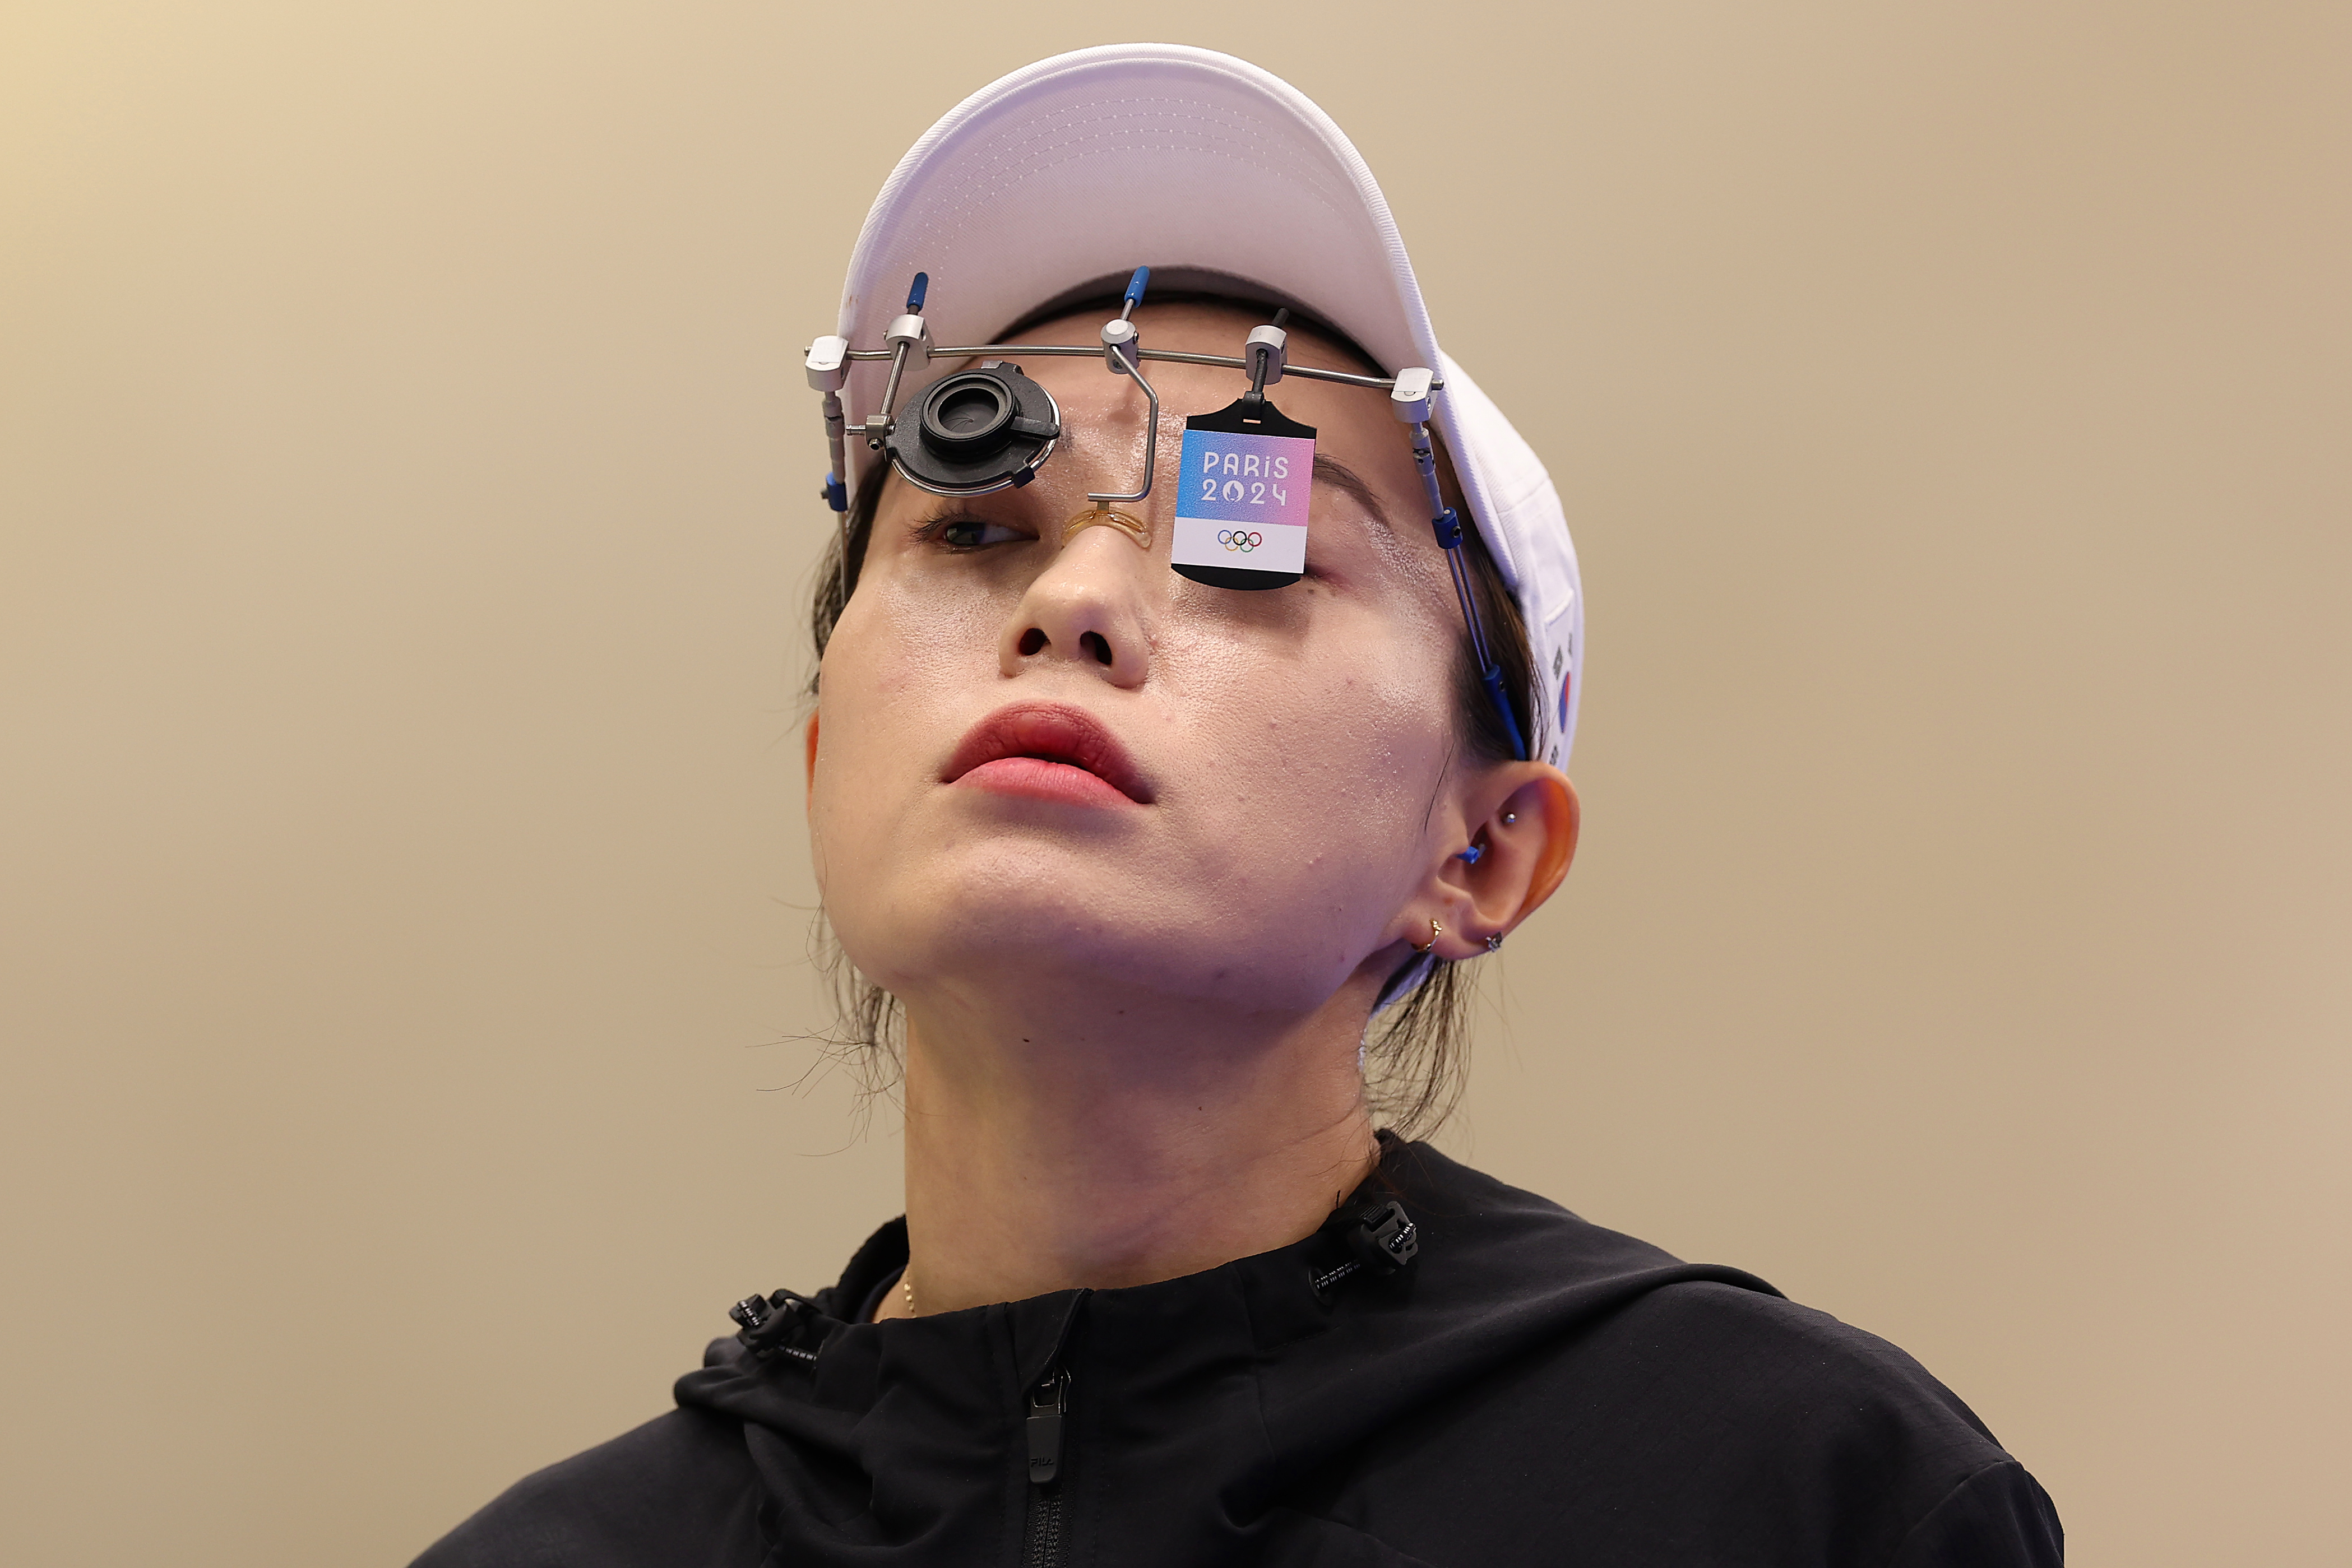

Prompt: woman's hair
xmin=802 ymin=304 xmax=1536 ymax=1140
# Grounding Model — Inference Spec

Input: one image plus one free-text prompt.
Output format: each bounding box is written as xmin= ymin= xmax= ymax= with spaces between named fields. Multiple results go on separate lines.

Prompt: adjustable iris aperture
xmin=924 ymin=377 xmax=1012 ymax=453
xmin=885 ymin=361 xmax=1061 ymax=496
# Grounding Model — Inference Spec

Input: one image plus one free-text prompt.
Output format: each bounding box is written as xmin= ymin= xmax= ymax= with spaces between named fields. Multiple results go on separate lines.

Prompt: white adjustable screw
xmin=804 ymin=335 xmax=850 ymax=392
xmin=1246 ymin=323 xmax=1288 ymax=389
xmin=1390 ymin=367 xmax=1435 ymax=424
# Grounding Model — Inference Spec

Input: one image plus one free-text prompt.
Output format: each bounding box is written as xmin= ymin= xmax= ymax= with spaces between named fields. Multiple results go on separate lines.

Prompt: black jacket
xmin=416 ymin=1139 xmax=2061 ymax=1566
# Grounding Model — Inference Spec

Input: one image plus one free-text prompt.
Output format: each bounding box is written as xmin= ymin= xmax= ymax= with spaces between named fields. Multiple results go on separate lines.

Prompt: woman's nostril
xmin=1014 ymin=625 xmax=1115 ymax=667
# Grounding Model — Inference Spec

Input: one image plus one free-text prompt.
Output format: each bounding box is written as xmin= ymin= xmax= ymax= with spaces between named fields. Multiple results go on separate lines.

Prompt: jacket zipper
xmin=1022 ymin=1366 xmax=1071 ymax=1567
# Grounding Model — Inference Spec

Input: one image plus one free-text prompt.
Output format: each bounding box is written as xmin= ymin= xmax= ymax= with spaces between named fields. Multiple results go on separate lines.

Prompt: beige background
xmin=3 ymin=3 xmax=2346 ymax=1563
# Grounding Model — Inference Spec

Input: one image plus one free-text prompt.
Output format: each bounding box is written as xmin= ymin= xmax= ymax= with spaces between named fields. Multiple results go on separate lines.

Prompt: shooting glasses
xmin=807 ymin=266 xmax=1527 ymax=762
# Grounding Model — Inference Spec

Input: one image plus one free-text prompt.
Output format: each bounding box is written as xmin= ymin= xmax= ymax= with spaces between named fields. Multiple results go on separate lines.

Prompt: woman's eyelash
xmin=907 ymin=515 xmax=978 ymax=548
xmin=911 ymin=516 xmax=1031 ymax=550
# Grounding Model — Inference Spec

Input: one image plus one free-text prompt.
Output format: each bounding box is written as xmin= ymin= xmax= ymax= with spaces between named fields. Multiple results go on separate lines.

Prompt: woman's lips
xmin=942 ymin=703 xmax=1150 ymax=806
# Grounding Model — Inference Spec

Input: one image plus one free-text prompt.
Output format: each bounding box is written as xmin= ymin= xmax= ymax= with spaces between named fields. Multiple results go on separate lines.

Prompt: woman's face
xmin=809 ymin=302 xmax=1498 ymax=1019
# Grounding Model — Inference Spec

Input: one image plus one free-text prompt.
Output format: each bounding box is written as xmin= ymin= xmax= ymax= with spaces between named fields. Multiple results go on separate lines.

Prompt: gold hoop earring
xmin=1411 ymin=918 xmax=1443 ymax=954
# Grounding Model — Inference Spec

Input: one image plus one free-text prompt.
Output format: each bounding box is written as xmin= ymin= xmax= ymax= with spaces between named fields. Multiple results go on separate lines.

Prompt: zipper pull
xmin=1025 ymin=1367 xmax=1070 ymax=1485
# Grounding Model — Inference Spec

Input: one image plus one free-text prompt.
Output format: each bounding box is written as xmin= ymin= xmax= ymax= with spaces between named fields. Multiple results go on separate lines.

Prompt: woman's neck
xmin=879 ymin=980 xmax=1381 ymax=1319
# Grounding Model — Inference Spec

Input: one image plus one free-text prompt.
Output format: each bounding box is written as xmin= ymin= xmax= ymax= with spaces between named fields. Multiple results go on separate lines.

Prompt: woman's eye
xmin=936 ymin=518 xmax=1028 ymax=550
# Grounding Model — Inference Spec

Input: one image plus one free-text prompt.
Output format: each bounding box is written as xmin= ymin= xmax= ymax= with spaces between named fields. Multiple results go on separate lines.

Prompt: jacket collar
xmin=674 ymin=1138 xmax=1777 ymax=1563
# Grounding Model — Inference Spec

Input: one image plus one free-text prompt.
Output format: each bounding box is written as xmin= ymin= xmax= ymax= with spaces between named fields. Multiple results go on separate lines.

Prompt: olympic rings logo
xmin=1217 ymin=530 xmax=1264 ymax=553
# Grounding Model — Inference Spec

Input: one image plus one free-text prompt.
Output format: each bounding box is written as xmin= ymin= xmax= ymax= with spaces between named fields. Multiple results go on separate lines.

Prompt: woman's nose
xmin=998 ymin=525 xmax=1152 ymax=688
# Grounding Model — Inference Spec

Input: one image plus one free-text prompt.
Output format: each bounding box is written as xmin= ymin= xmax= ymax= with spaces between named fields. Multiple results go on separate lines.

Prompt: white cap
xmin=832 ymin=43 xmax=1584 ymax=769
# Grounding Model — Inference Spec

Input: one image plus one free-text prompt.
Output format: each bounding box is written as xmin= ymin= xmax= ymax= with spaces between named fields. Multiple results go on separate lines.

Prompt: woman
xmin=417 ymin=44 xmax=2061 ymax=1567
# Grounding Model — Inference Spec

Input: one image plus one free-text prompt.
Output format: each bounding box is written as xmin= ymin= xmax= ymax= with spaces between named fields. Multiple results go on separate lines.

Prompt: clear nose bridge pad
xmin=883 ymin=361 xmax=1062 ymax=497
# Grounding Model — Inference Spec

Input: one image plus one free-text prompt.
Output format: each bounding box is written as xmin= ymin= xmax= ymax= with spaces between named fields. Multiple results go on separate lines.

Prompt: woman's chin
xmin=824 ymin=832 xmax=1392 ymax=1014
xmin=841 ymin=905 xmax=1362 ymax=1019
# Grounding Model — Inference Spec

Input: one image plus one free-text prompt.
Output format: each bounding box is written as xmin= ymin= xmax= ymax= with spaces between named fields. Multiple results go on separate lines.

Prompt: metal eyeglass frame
xmin=804 ymin=266 xmax=1529 ymax=762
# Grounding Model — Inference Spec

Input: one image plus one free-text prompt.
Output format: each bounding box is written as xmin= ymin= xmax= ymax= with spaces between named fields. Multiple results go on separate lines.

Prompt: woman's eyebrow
xmin=1312 ymin=455 xmax=1396 ymax=533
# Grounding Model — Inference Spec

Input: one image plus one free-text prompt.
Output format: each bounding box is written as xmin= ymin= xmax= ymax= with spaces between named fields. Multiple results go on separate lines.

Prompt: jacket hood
xmin=674 ymin=1138 xmax=1779 ymax=1564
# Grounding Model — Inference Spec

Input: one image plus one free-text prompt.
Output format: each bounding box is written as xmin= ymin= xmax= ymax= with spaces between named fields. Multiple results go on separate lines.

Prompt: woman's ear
xmin=1407 ymin=767 xmax=1580 ymax=960
xmin=804 ymin=711 xmax=821 ymax=805
xmin=1495 ymin=770 xmax=1580 ymax=925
